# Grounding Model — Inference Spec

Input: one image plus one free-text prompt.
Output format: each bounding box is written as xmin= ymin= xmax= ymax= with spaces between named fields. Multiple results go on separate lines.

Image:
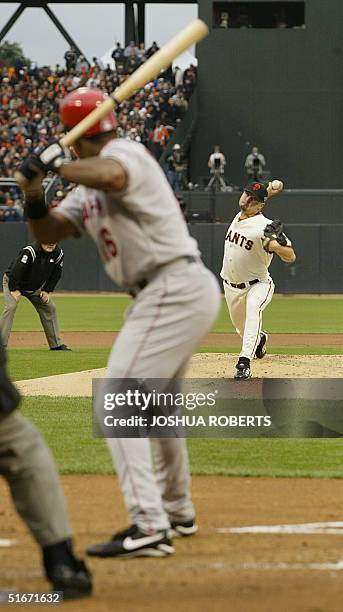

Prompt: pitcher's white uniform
xmin=221 ymin=211 xmax=291 ymax=360
xmin=57 ymin=139 xmax=221 ymax=532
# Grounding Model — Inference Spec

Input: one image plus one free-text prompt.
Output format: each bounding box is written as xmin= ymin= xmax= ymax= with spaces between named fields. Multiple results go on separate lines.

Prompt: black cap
xmin=243 ymin=181 xmax=268 ymax=203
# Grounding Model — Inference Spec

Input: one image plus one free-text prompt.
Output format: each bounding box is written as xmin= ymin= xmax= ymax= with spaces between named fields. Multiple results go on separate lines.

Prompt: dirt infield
xmin=8 ymin=331 xmax=343 ymax=348
xmin=2 ymin=475 xmax=343 ymax=611
xmin=6 ymin=330 xmax=343 ymax=610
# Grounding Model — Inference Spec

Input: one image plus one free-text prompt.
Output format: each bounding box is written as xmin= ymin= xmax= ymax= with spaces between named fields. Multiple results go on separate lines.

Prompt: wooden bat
xmin=14 ymin=19 xmax=209 ymax=187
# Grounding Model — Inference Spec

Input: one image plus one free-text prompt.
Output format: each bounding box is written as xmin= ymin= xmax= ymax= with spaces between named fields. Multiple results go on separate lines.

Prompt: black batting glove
xmin=17 ymin=155 xmax=44 ymax=182
xmin=37 ymin=141 xmax=71 ymax=172
xmin=17 ymin=141 xmax=71 ymax=182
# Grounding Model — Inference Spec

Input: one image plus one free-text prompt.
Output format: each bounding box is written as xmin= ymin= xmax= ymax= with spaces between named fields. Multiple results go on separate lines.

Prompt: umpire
xmin=0 ymin=241 xmax=70 ymax=350
xmin=0 ymin=342 xmax=92 ymax=597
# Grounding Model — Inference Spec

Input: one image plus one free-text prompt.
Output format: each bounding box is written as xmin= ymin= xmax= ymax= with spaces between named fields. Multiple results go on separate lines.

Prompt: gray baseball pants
xmin=97 ymin=259 xmax=221 ymax=532
xmin=0 ymin=410 xmax=71 ymax=547
xmin=0 ymin=274 xmax=62 ymax=348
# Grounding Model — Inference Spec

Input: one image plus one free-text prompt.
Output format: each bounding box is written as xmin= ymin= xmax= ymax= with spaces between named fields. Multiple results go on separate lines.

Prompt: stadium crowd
xmin=0 ymin=43 xmax=197 ymax=187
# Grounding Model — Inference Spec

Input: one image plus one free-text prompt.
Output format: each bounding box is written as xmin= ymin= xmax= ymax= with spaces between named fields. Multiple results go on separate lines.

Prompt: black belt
xmin=224 ymin=279 xmax=259 ymax=289
xmin=129 ymin=255 xmax=198 ymax=298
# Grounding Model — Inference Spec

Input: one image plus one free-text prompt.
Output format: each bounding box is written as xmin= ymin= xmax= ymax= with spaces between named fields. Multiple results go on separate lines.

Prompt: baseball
xmin=271 ymin=180 xmax=283 ymax=190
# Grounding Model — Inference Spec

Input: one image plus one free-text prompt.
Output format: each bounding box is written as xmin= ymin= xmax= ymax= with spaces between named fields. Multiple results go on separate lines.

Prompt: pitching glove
xmin=262 ymin=219 xmax=287 ymax=253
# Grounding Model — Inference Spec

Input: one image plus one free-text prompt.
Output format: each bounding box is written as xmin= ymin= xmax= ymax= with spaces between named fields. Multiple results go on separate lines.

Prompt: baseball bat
xmin=14 ymin=19 xmax=209 ymax=188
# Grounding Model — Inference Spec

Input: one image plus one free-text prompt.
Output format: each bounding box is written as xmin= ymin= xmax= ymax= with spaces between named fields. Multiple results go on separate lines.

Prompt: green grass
xmin=7 ymin=348 xmax=110 ymax=381
xmin=8 ymin=294 xmax=343 ymax=481
xmin=216 ymin=296 xmax=343 ymax=334
xmin=0 ymin=295 xmax=132 ymax=332
xmin=21 ymin=397 xmax=343 ymax=478
xmin=8 ymin=345 xmax=340 ymax=382
xmin=187 ymin=438 xmax=343 ymax=478
xmin=2 ymin=294 xmax=343 ymax=333
xmin=22 ymin=397 xmax=111 ymax=474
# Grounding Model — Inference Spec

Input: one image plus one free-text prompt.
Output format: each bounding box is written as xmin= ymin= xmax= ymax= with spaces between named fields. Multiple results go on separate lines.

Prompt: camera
xmin=214 ymin=156 xmax=221 ymax=170
xmin=253 ymin=155 xmax=260 ymax=169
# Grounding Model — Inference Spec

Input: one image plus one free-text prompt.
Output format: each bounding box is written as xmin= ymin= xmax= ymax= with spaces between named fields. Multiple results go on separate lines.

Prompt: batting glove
xmin=17 ymin=155 xmax=45 ymax=182
xmin=37 ymin=141 xmax=71 ymax=172
xmin=18 ymin=142 xmax=71 ymax=182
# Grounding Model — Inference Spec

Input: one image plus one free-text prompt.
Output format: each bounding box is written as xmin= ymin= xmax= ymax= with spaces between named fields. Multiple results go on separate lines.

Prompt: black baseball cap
xmin=243 ymin=181 xmax=268 ymax=203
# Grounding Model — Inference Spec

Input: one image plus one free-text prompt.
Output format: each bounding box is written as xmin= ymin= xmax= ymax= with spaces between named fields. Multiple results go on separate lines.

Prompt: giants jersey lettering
xmin=57 ymin=139 xmax=199 ymax=287
xmin=221 ymin=212 xmax=291 ymax=284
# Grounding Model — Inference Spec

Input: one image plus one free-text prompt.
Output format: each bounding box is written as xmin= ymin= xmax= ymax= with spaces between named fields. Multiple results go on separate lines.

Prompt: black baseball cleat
xmin=169 ymin=519 xmax=198 ymax=537
xmin=86 ymin=524 xmax=175 ymax=558
xmin=255 ymin=331 xmax=268 ymax=359
xmin=50 ymin=344 xmax=72 ymax=351
xmin=234 ymin=357 xmax=251 ymax=380
xmin=48 ymin=559 xmax=92 ymax=600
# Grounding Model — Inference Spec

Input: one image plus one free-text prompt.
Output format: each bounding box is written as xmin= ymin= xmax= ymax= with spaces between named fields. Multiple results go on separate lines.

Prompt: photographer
xmin=245 ymin=146 xmax=266 ymax=181
xmin=207 ymin=145 xmax=227 ymax=192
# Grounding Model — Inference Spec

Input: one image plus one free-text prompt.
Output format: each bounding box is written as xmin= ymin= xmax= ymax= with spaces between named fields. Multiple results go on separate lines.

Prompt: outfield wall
xmin=183 ymin=190 xmax=343 ymax=224
xmin=0 ymin=221 xmax=342 ymax=294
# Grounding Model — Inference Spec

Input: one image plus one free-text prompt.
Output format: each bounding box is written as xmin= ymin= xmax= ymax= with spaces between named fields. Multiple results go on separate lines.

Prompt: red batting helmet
xmin=60 ymin=87 xmax=117 ymax=137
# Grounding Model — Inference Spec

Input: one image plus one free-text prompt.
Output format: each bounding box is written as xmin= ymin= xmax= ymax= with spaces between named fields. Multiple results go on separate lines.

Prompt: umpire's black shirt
xmin=6 ymin=242 xmax=64 ymax=293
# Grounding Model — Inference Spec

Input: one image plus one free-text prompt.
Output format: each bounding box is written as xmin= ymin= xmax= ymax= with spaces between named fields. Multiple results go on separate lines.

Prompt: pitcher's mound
xmin=15 ymin=354 xmax=341 ymax=397
xmin=190 ymin=353 xmax=342 ymax=379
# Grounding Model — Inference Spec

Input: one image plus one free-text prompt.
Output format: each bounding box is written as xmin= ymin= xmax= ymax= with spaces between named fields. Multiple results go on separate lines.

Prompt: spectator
xmin=137 ymin=42 xmax=146 ymax=63
xmin=92 ymin=56 xmax=105 ymax=70
xmin=124 ymin=41 xmax=138 ymax=58
xmin=165 ymin=98 xmax=182 ymax=127
xmin=166 ymin=144 xmax=187 ymax=193
xmin=64 ymin=47 xmax=78 ymax=70
xmin=146 ymin=41 xmax=160 ymax=58
xmin=183 ymin=65 xmax=197 ymax=99
xmin=0 ymin=47 xmax=197 ymax=175
xmin=150 ymin=119 xmax=169 ymax=159
xmin=126 ymin=55 xmax=140 ymax=74
xmin=2 ymin=198 xmax=23 ymax=222
xmin=174 ymin=66 xmax=184 ymax=89
xmin=111 ymin=42 xmax=125 ymax=69
xmin=75 ymin=55 xmax=89 ymax=72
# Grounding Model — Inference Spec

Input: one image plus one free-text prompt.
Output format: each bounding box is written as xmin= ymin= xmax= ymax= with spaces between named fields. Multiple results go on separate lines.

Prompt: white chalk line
xmin=208 ymin=561 xmax=343 ymax=572
xmin=217 ymin=521 xmax=343 ymax=535
xmin=0 ymin=539 xmax=16 ymax=547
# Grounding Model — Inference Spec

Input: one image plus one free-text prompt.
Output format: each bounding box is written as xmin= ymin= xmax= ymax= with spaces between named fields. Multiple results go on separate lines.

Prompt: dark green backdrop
xmin=192 ymin=0 xmax=343 ymax=189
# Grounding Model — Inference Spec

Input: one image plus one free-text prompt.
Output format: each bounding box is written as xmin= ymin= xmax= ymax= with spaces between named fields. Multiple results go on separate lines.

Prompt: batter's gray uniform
xmin=57 ymin=139 xmax=220 ymax=531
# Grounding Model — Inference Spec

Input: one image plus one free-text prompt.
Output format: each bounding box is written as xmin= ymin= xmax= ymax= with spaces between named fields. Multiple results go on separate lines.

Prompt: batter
xmin=18 ymin=88 xmax=221 ymax=558
xmin=221 ymin=180 xmax=296 ymax=379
